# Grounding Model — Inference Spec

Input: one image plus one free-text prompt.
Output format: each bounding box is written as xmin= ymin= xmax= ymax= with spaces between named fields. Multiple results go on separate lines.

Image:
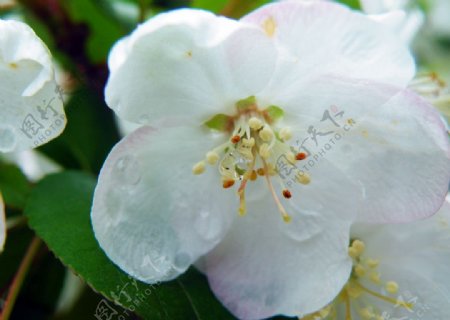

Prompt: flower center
xmin=192 ymin=96 xmax=311 ymax=222
xmin=300 ymin=240 xmax=414 ymax=320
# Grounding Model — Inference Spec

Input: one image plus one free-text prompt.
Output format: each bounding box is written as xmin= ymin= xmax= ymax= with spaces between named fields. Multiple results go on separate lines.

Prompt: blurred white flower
xmin=302 ymin=197 xmax=450 ymax=320
xmin=92 ymin=2 xmax=449 ymax=319
xmin=0 ymin=19 xmax=66 ymax=153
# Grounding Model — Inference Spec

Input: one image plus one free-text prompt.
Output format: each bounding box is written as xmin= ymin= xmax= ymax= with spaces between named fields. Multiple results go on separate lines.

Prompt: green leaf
xmin=0 ymin=162 xmax=31 ymax=209
xmin=62 ymin=0 xmax=126 ymax=63
xmin=264 ymin=105 xmax=284 ymax=123
xmin=335 ymin=0 xmax=361 ymax=10
xmin=204 ymin=114 xmax=233 ymax=131
xmin=39 ymin=87 xmax=120 ymax=174
xmin=24 ymin=171 xmax=236 ymax=320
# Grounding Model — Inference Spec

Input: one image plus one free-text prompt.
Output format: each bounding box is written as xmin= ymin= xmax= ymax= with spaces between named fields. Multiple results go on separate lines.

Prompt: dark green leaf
xmin=0 ymin=162 xmax=31 ymax=209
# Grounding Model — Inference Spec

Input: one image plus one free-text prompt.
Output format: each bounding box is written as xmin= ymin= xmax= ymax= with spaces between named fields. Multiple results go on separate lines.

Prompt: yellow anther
xmin=370 ymin=272 xmax=381 ymax=284
xmin=352 ymin=240 xmax=365 ymax=255
xmin=192 ymin=161 xmax=206 ymax=175
xmin=366 ymin=259 xmax=379 ymax=269
xmin=279 ymin=127 xmax=293 ymax=141
xmin=267 ymin=163 xmax=277 ymax=176
xmin=248 ymin=117 xmax=263 ymax=130
xmin=385 ymin=281 xmax=399 ymax=294
xmin=358 ymin=307 xmax=374 ymax=319
xmin=259 ymin=143 xmax=271 ymax=159
xmin=282 ymin=213 xmax=292 ymax=223
xmin=348 ymin=247 xmax=359 ymax=259
xmin=354 ymin=264 xmax=366 ymax=277
xmin=243 ymin=137 xmax=255 ymax=147
xmin=206 ymin=151 xmax=219 ymax=165
xmin=259 ymin=126 xmax=274 ymax=141
xmin=296 ymin=172 xmax=311 ymax=185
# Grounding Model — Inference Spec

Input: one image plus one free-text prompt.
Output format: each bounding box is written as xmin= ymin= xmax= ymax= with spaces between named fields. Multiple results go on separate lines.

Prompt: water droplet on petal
xmin=114 ymin=155 xmax=141 ymax=186
xmin=194 ymin=210 xmax=222 ymax=242
xmin=280 ymin=213 xmax=323 ymax=242
xmin=173 ymin=252 xmax=191 ymax=272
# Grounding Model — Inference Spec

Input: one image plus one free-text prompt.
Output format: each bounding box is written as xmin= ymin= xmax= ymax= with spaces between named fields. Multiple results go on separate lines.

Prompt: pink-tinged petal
xmin=347 ymin=199 xmax=450 ymax=318
xmin=202 ymin=160 xmax=360 ymax=319
xmin=281 ymin=76 xmax=449 ymax=223
xmin=91 ymin=126 xmax=237 ymax=283
xmin=0 ymin=193 xmax=5 ymax=252
xmin=242 ymin=1 xmax=414 ymax=104
xmin=105 ymin=9 xmax=277 ymax=126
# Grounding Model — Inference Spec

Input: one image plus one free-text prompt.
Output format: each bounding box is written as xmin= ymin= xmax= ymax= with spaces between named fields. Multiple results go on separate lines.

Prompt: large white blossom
xmin=303 ymin=197 xmax=450 ymax=320
xmin=0 ymin=19 xmax=66 ymax=153
xmin=92 ymin=1 xmax=450 ymax=319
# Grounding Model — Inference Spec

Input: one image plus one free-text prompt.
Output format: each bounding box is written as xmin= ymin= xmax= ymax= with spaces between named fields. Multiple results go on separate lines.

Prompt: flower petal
xmin=0 ymin=20 xmax=66 ymax=153
xmin=202 ymin=160 xmax=359 ymax=319
xmin=0 ymin=19 xmax=53 ymax=96
xmin=282 ymin=77 xmax=450 ymax=223
xmin=242 ymin=1 xmax=415 ymax=104
xmin=91 ymin=126 xmax=237 ymax=283
xmin=0 ymin=193 xmax=5 ymax=252
xmin=349 ymin=199 xmax=450 ymax=319
xmin=105 ymin=9 xmax=277 ymax=125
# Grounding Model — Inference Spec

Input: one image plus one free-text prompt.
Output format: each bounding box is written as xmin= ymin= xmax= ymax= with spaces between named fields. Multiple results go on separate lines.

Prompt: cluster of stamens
xmin=301 ymin=240 xmax=413 ymax=320
xmin=193 ymin=98 xmax=311 ymax=222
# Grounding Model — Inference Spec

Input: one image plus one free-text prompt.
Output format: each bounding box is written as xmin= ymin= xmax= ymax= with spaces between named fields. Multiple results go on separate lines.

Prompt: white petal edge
xmin=242 ymin=1 xmax=415 ymax=105
xmin=280 ymin=77 xmax=450 ymax=223
xmin=91 ymin=125 xmax=237 ymax=283
xmin=105 ymin=9 xmax=277 ymax=126
xmin=0 ymin=19 xmax=54 ymax=96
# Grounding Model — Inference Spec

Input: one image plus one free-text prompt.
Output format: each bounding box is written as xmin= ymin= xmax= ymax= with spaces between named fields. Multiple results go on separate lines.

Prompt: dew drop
xmin=173 ymin=252 xmax=191 ymax=272
xmin=193 ymin=210 xmax=221 ymax=241
xmin=114 ymin=155 xmax=141 ymax=186
xmin=280 ymin=213 xmax=322 ymax=242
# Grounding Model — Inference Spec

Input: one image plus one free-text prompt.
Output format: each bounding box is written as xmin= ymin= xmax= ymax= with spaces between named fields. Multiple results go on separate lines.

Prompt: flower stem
xmin=0 ymin=237 xmax=42 ymax=320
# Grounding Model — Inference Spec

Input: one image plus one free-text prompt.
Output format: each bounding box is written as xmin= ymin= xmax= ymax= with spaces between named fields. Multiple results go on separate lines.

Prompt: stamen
xmin=206 ymin=151 xmax=219 ymax=165
xmin=279 ymin=127 xmax=293 ymax=141
xmin=343 ymin=292 xmax=353 ymax=320
xmin=295 ymin=152 xmax=307 ymax=160
xmin=192 ymin=161 xmax=206 ymax=175
xmin=259 ymin=143 xmax=271 ymax=159
xmin=262 ymin=160 xmax=292 ymax=223
xmin=231 ymin=135 xmax=241 ymax=144
xmin=282 ymin=189 xmax=292 ymax=199
xmin=355 ymin=282 xmax=413 ymax=310
xmin=248 ymin=117 xmax=263 ymax=130
xmin=385 ymin=281 xmax=399 ymax=294
xmin=296 ymin=172 xmax=311 ymax=185
xmin=223 ymin=180 xmax=235 ymax=188
xmin=259 ymin=125 xmax=274 ymax=142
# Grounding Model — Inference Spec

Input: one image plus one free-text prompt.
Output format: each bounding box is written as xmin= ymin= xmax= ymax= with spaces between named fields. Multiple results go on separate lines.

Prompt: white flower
xmin=92 ymin=2 xmax=450 ymax=319
xmin=361 ymin=0 xmax=424 ymax=44
xmin=303 ymin=197 xmax=450 ymax=320
xmin=0 ymin=19 xmax=66 ymax=153
xmin=0 ymin=193 xmax=5 ymax=252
